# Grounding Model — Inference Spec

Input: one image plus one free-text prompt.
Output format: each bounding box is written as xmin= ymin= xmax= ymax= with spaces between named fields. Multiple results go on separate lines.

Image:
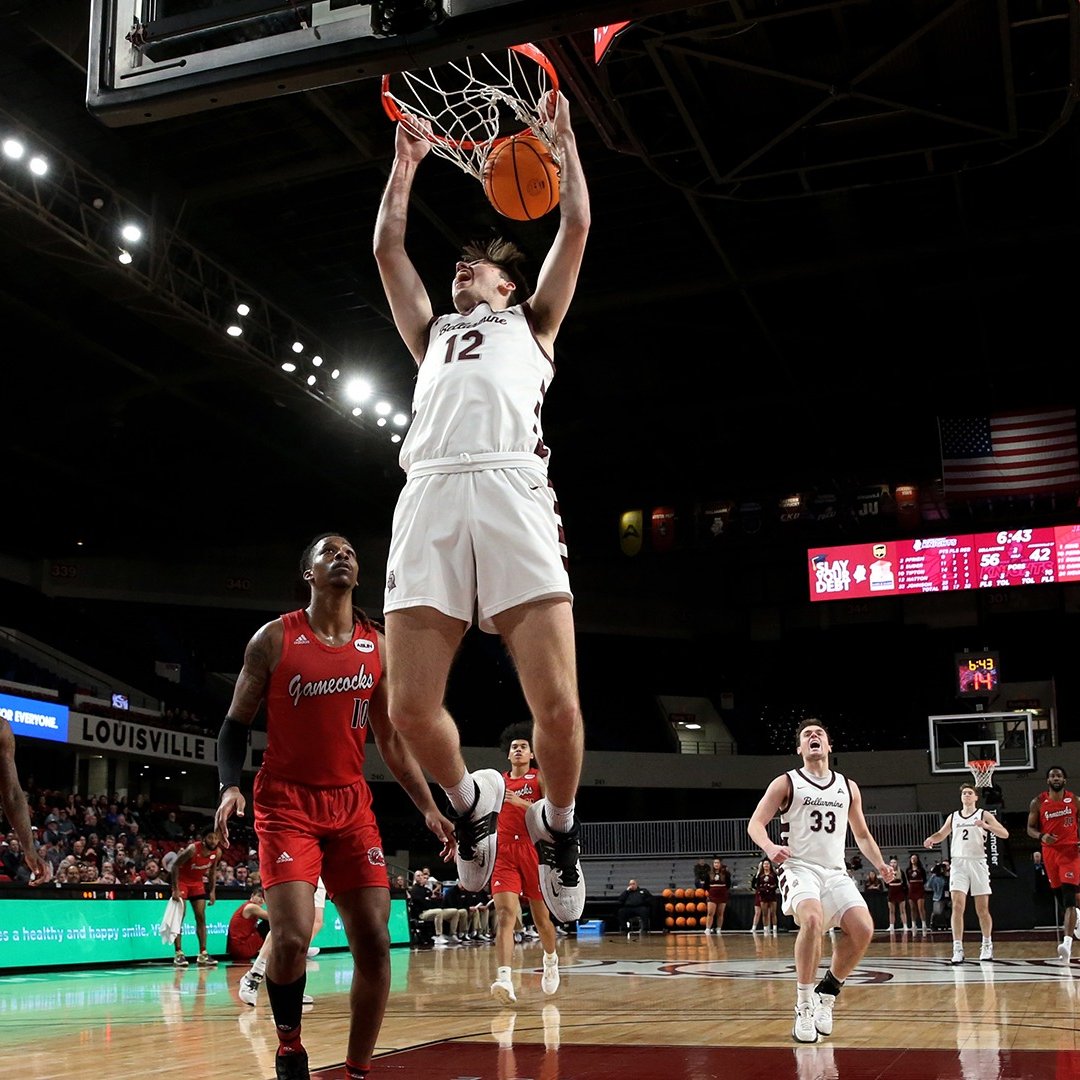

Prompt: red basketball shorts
xmin=1043 ymin=843 xmax=1080 ymax=889
xmin=176 ymin=884 xmax=207 ymax=901
xmin=491 ymin=835 xmax=542 ymax=902
xmin=254 ymin=771 xmax=388 ymax=897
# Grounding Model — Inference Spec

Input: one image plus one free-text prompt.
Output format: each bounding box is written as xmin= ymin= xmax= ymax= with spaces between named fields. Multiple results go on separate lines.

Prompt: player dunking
xmin=170 ymin=825 xmax=222 ymax=967
xmin=489 ymin=722 xmax=561 ymax=1005
xmin=214 ymin=533 xmax=455 ymax=1080
xmin=924 ymin=781 xmax=1009 ymax=964
xmin=1026 ymin=766 xmax=1080 ymax=964
xmin=373 ymin=89 xmax=590 ymax=922
xmin=748 ymin=720 xmax=894 ymax=1044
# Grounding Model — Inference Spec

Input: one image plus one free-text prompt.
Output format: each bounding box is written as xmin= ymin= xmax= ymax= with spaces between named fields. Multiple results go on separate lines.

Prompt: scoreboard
xmin=809 ymin=523 xmax=1080 ymax=601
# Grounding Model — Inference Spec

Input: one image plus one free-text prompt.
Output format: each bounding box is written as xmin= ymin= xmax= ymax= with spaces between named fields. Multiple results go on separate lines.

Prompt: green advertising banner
xmin=0 ymin=896 xmax=409 ymax=970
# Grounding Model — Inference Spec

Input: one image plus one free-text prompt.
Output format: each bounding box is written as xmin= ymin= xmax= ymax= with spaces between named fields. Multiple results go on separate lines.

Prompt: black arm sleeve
xmin=217 ymin=716 xmax=249 ymax=792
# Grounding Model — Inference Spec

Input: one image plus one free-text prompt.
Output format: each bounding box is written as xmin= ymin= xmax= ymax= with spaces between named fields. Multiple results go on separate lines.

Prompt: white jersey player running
xmin=748 ymin=721 xmax=894 ymax=1044
xmin=924 ymin=782 xmax=1009 ymax=964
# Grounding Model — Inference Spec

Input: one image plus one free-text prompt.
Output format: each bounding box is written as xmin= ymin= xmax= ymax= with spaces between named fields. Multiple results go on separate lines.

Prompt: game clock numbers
xmin=956 ymin=652 xmax=1000 ymax=696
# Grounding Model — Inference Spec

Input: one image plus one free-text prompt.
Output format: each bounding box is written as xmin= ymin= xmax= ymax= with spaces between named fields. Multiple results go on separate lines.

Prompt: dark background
xmin=2 ymin=1 xmax=1079 ymax=806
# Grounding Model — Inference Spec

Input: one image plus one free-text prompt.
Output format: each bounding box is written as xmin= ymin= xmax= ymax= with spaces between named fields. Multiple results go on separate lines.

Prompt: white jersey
xmin=779 ymin=768 xmax=851 ymax=871
xmin=399 ymin=301 xmax=554 ymax=474
xmin=949 ymin=808 xmax=988 ymax=860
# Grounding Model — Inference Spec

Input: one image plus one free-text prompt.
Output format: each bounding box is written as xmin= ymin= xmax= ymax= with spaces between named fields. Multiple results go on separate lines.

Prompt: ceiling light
xmin=345 ymin=377 xmax=372 ymax=403
xmin=226 ymin=324 xmax=242 ymax=337
xmin=28 ymin=156 xmax=47 ymax=177
xmin=120 ymin=223 xmax=142 ymax=243
xmin=281 ymin=361 xmax=297 ymax=373
xmin=393 ymin=412 xmax=408 ymax=427
xmin=2 ymin=138 xmax=25 ymax=160
xmin=377 ymin=417 xmax=387 ymax=427
xmin=311 ymin=355 xmax=323 ymax=367
xmin=351 ymin=406 xmax=362 ymax=416
xmin=390 ymin=433 xmax=401 ymax=443
xmin=374 ymin=401 xmax=391 ymax=416
xmin=685 ymin=723 xmax=702 ymax=730
xmin=330 ymin=368 xmax=340 ymax=379
xmin=306 ymin=375 xmax=316 ymax=386
xmin=235 ymin=302 xmax=250 ymax=316
xmin=117 ymin=249 xmax=133 ymax=265
xmin=292 ymin=340 xmax=304 ymax=353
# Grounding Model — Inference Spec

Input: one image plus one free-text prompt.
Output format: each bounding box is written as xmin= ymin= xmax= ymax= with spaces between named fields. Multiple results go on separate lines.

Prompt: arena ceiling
xmin=2 ymin=0 xmax=1079 ymax=567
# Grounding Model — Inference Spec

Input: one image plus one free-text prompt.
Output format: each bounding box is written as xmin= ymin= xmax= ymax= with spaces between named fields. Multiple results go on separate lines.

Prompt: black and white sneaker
xmin=275 ymin=1049 xmax=310 ymax=1080
xmin=526 ymin=799 xmax=585 ymax=922
xmin=452 ymin=769 xmax=505 ymax=892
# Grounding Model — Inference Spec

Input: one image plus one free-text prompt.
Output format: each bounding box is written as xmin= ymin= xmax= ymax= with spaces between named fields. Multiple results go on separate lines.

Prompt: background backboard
xmin=928 ymin=711 xmax=1036 ymax=775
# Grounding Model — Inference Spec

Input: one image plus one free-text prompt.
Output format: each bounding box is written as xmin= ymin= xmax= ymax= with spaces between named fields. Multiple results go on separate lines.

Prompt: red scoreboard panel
xmin=809 ymin=523 xmax=1080 ymax=601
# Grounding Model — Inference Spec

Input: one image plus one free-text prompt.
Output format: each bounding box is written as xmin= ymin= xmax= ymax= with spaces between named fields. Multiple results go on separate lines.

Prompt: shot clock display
xmin=956 ymin=651 xmax=1000 ymax=696
xmin=809 ymin=521 xmax=1080 ymax=601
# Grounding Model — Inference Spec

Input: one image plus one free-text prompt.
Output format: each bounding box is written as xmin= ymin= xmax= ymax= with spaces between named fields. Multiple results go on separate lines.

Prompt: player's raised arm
xmin=528 ymin=91 xmax=590 ymax=348
xmin=373 ymin=119 xmax=435 ymax=363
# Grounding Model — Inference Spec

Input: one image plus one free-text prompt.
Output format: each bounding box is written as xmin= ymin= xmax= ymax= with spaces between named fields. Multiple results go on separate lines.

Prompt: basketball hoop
xmin=381 ymin=43 xmax=560 ymax=182
xmin=968 ymin=759 xmax=997 ymax=789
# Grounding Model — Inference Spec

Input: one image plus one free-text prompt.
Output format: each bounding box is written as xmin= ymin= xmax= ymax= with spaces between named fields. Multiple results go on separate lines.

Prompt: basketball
xmin=664 ymin=902 xmax=674 ymax=914
xmin=696 ymin=888 xmax=707 ymax=899
xmin=662 ymin=888 xmax=672 ymax=899
xmin=676 ymin=917 xmax=686 ymax=927
xmin=697 ymin=902 xmax=707 ymax=913
xmin=686 ymin=916 xmax=697 ymax=928
xmin=675 ymin=888 xmax=685 ymax=899
xmin=665 ymin=916 xmax=674 ymax=928
xmin=482 ymin=134 xmax=560 ymax=221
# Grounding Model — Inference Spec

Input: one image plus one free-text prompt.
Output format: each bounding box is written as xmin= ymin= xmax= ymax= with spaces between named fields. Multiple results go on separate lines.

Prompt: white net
xmin=968 ymin=760 xmax=997 ymax=789
xmin=382 ymin=45 xmax=559 ymax=181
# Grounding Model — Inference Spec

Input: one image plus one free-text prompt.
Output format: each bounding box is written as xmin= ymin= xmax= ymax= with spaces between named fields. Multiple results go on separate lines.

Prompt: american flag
xmin=938 ymin=409 xmax=1080 ymax=498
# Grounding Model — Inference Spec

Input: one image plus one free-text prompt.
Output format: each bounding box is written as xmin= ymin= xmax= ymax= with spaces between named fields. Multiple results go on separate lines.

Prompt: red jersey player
xmin=170 ymin=825 xmax=222 ymax=966
xmin=489 ymin=722 xmax=561 ymax=1005
xmin=1027 ymin=766 xmax=1080 ymax=964
xmin=214 ymin=533 xmax=455 ymax=1080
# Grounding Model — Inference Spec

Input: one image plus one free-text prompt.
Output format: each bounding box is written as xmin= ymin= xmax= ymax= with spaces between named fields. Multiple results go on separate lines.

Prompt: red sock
xmin=275 ymin=1028 xmax=304 ymax=1055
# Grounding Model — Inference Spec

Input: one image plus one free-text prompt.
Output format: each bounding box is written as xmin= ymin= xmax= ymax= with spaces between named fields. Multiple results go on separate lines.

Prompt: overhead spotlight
xmin=390 ymin=433 xmax=401 ymax=443
xmin=91 ymin=196 xmax=105 ymax=210
xmin=292 ymin=340 xmax=304 ymax=353
xmin=281 ymin=361 xmax=297 ymax=373
xmin=351 ymin=406 xmax=362 ymax=417
xmin=393 ymin=412 xmax=408 ymax=427
xmin=226 ymin=324 xmax=243 ymax=337
xmin=306 ymin=375 xmax=316 ymax=386
xmin=374 ymin=401 xmax=391 ymax=416
xmin=345 ymin=377 xmax=372 ymax=403
xmin=330 ymin=368 xmax=340 ymax=380
xmin=28 ymin=155 xmax=48 ymax=177
xmin=120 ymin=223 xmax=142 ymax=243
xmin=118 ymin=249 xmax=133 ymax=265
xmin=2 ymin=138 xmax=25 ymax=160
xmin=377 ymin=417 xmax=387 ymax=427
xmin=685 ymin=723 xmax=702 ymax=730
xmin=235 ymin=302 xmax=250 ymax=316
xmin=311 ymin=355 xmax=323 ymax=367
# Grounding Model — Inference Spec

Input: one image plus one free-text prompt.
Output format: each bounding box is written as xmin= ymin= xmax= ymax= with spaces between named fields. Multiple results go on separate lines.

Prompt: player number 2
xmin=443 ymin=330 xmax=484 ymax=363
xmin=809 ymin=810 xmax=836 ymax=833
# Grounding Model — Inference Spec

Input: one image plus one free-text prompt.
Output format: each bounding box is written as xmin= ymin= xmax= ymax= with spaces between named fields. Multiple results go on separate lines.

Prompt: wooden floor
xmin=5 ymin=929 xmax=1080 ymax=1078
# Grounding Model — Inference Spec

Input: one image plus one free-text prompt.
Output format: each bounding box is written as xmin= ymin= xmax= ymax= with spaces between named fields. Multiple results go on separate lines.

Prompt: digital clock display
xmin=808 ymin=522 xmax=1080 ymax=601
xmin=956 ymin=652 xmax=1000 ymax=695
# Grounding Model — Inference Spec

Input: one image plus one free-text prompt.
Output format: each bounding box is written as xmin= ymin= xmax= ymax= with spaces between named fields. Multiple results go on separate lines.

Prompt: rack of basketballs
xmin=661 ymin=886 xmax=708 ymax=931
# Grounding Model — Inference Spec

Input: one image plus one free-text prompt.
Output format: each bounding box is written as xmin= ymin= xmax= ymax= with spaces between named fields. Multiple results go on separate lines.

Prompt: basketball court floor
xmin=4 ymin=929 xmax=1079 ymax=1079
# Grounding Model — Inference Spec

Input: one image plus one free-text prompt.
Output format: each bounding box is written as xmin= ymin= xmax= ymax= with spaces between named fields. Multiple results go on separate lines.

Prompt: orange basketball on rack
xmin=675 ymin=888 xmax=685 ymax=899
xmin=665 ymin=916 xmax=674 ymax=928
xmin=685 ymin=916 xmax=697 ymax=928
xmin=695 ymin=888 xmax=707 ymax=899
xmin=662 ymin=888 xmax=672 ymax=899
xmin=664 ymin=902 xmax=674 ymax=914
xmin=675 ymin=902 xmax=685 ymax=913
xmin=675 ymin=916 xmax=686 ymax=927
xmin=482 ymin=134 xmax=560 ymax=221
xmin=697 ymin=902 xmax=707 ymax=913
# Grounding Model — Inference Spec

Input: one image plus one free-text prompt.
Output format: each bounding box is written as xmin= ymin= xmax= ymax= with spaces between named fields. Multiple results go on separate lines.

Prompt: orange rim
xmin=381 ymin=42 xmax=559 ymax=151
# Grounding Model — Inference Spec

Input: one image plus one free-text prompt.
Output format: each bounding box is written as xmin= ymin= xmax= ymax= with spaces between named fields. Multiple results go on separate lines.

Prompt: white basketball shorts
xmin=778 ymin=859 xmax=866 ymax=930
xmin=948 ymin=858 xmax=991 ymax=897
xmin=384 ymin=460 xmax=571 ymax=633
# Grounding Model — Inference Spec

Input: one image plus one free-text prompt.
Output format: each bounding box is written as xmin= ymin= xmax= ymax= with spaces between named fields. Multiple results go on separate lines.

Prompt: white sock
xmin=797 ymin=983 xmax=815 ymax=1006
xmin=545 ymin=802 xmax=575 ymax=834
xmin=444 ymin=771 xmax=475 ymax=815
xmin=953 ymin=938 xmax=963 ymax=948
xmin=1064 ymin=935 xmax=1074 ymax=945
xmin=497 ymin=965 xmax=512 ymax=984
xmin=251 ymin=955 xmax=267 ymax=978
xmin=544 ymin=950 xmax=558 ymax=965
xmin=982 ymin=937 xmax=992 ymax=945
